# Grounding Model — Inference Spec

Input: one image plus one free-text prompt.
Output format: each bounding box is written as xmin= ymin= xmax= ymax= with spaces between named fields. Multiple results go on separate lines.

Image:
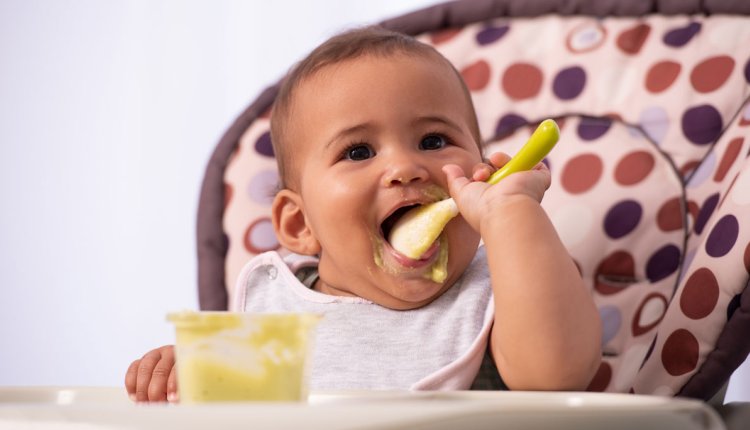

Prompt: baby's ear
xmin=271 ymin=189 xmax=321 ymax=256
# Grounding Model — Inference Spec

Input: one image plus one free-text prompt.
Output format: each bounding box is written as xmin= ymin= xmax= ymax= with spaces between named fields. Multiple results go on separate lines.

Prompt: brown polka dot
xmin=502 ymin=63 xmax=543 ymax=100
xmin=604 ymin=112 xmax=623 ymax=122
xmin=561 ymin=153 xmax=603 ymax=194
xmin=461 ymin=60 xmax=491 ymax=91
xmin=633 ymin=293 xmax=668 ymax=336
xmin=714 ymin=137 xmax=744 ymax=182
xmin=661 ymin=329 xmax=699 ymax=376
xmin=680 ymin=160 xmax=701 ymax=178
xmin=617 ymin=23 xmax=651 ymax=55
xmin=645 ymin=60 xmax=681 ymax=93
xmin=657 ymin=197 xmax=684 ymax=232
xmin=594 ymin=250 xmax=636 ymax=295
xmin=690 ymin=55 xmax=735 ymax=93
xmin=430 ymin=28 xmax=461 ymax=45
xmin=680 ymin=268 xmax=720 ymax=320
xmin=586 ymin=361 xmax=612 ymax=392
xmin=224 ymin=182 xmax=233 ymax=209
xmin=614 ymin=150 xmax=655 ymax=186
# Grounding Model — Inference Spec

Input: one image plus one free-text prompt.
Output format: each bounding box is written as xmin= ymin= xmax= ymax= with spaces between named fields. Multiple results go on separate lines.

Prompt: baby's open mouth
xmin=380 ymin=204 xmax=420 ymax=245
xmin=375 ymin=201 xmax=449 ymax=283
xmin=380 ymin=203 xmax=440 ymax=265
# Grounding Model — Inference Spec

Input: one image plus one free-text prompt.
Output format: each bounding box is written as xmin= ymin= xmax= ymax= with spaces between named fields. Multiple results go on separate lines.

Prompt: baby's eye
xmin=419 ymin=135 xmax=447 ymax=151
xmin=343 ymin=144 xmax=375 ymax=161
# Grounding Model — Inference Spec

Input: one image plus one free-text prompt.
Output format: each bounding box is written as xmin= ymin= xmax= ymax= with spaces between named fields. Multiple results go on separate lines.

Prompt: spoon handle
xmin=486 ymin=119 xmax=560 ymax=185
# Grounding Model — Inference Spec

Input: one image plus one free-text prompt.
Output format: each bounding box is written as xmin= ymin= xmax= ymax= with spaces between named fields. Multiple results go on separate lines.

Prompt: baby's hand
xmin=443 ymin=152 xmax=551 ymax=232
xmin=125 ymin=345 xmax=178 ymax=403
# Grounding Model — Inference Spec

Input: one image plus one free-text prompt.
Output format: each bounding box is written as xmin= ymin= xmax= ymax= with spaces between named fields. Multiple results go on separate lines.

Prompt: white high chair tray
xmin=0 ymin=387 xmax=726 ymax=430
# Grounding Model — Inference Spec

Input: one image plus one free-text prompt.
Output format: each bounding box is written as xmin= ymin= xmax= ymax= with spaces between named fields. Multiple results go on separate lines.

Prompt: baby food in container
xmin=168 ymin=312 xmax=320 ymax=403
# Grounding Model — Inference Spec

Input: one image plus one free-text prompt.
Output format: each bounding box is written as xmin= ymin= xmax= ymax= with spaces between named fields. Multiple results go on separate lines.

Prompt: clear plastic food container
xmin=168 ymin=311 xmax=320 ymax=403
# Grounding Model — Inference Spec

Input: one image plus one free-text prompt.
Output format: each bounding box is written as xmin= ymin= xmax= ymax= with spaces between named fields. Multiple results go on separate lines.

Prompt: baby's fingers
xmin=125 ymin=359 xmax=141 ymax=401
xmin=471 ymin=163 xmax=493 ymax=182
xmin=132 ymin=346 xmax=173 ymax=403
xmin=470 ymin=153 xmax=512 ymax=182
xmin=167 ymin=365 xmax=179 ymax=403
xmin=487 ymin=152 xmax=511 ymax=169
xmin=134 ymin=352 xmax=159 ymax=403
xmin=147 ymin=347 xmax=175 ymax=402
xmin=442 ymin=164 xmax=471 ymax=195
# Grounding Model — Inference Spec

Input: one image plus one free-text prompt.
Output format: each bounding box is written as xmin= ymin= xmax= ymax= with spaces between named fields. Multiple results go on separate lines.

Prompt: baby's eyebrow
xmin=411 ymin=115 xmax=463 ymax=134
xmin=325 ymin=123 xmax=374 ymax=149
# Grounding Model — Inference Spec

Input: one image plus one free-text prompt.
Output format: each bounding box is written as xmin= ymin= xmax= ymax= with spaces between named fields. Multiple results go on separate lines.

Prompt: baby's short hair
xmin=270 ymin=26 xmax=481 ymax=190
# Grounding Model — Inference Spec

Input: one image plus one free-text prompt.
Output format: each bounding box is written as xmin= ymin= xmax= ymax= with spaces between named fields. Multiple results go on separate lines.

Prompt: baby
xmin=126 ymin=26 xmax=601 ymax=402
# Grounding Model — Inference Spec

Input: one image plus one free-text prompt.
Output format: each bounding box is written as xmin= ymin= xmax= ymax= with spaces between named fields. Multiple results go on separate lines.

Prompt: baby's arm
xmin=125 ymin=345 xmax=178 ymax=402
xmin=445 ymin=155 xmax=601 ymax=391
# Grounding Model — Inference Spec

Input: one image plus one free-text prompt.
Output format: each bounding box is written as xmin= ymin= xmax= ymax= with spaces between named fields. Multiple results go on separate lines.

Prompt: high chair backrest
xmin=197 ymin=0 xmax=750 ymax=400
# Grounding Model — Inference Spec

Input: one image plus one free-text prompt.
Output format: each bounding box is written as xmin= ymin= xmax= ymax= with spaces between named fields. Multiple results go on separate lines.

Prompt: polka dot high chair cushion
xmin=197 ymin=0 xmax=750 ymax=399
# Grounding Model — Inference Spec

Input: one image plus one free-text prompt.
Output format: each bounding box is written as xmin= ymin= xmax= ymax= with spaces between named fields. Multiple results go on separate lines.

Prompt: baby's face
xmin=286 ymin=53 xmax=482 ymax=309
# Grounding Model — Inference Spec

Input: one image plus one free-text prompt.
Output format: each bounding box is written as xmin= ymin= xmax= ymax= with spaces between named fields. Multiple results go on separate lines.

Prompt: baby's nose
xmin=382 ymin=156 xmax=429 ymax=187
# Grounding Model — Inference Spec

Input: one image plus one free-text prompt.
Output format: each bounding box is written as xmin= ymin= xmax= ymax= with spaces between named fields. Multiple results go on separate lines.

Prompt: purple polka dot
xmin=247 ymin=170 xmax=279 ymax=206
xmin=476 ymin=25 xmax=509 ymax=45
xmin=254 ymin=131 xmax=275 ymax=157
xmin=705 ymin=214 xmax=739 ymax=257
xmin=245 ymin=218 xmax=280 ymax=253
xmin=577 ymin=117 xmax=613 ymax=141
xmin=663 ymin=22 xmax=701 ymax=47
xmin=681 ymin=105 xmax=722 ymax=145
xmin=604 ymin=200 xmax=642 ymax=239
xmin=694 ymin=193 xmax=720 ymax=235
xmin=599 ymin=306 xmax=621 ymax=345
xmin=251 ymin=221 xmax=277 ymax=247
xmin=646 ymin=244 xmax=681 ymax=282
xmin=553 ymin=66 xmax=586 ymax=100
xmin=745 ymin=58 xmax=750 ymax=84
xmin=494 ymin=113 xmax=527 ymax=139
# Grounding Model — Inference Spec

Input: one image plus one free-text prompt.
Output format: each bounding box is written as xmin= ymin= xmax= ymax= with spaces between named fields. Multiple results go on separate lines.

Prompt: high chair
xmin=196 ymin=0 xmax=750 ymax=402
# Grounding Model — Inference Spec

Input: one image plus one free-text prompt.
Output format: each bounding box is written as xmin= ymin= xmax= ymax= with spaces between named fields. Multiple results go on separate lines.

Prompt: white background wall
xmin=0 ymin=0 xmax=747 ymax=402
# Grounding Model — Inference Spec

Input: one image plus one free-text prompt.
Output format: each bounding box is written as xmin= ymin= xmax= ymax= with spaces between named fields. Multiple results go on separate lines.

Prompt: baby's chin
xmin=361 ymin=234 xmax=477 ymax=309
xmin=368 ymin=279 xmax=454 ymax=310
xmin=366 ymin=262 xmax=462 ymax=310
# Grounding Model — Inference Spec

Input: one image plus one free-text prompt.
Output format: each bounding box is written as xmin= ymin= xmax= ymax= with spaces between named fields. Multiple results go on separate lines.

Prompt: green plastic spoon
xmin=388 ymin=119 xmax=560 ymax=259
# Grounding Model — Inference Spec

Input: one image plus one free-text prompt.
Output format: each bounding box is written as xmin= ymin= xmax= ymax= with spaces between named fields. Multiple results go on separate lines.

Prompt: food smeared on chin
xmin=427 ymin=238 xmax=449 ymax=283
